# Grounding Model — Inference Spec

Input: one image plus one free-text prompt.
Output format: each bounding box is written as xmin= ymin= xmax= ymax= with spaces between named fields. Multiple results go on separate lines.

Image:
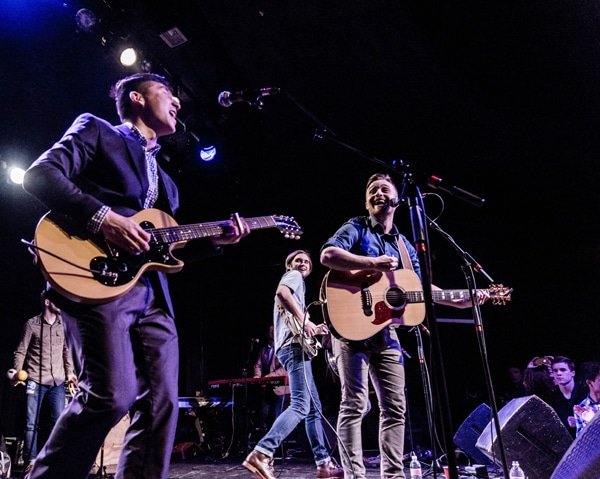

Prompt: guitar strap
xmin=396 ymin=236 xmax=414 ymax=272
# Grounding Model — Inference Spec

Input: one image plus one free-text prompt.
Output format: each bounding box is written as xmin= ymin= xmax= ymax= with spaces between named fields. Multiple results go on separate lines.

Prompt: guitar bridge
xmin=99 ymin=270 xmax=119 ymax=285
xmin=360 ymin=283 xmax=373 ymax=316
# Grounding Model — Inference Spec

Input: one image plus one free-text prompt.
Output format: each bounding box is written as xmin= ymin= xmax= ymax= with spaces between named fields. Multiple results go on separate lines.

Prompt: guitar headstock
xmin=488 ymin=284 xmax=513 ymax=305
xmin=273 ymin=215 xmax=303 ymax=240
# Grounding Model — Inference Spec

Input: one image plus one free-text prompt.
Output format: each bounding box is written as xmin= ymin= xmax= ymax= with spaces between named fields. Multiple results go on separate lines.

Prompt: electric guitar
xmin=320 ymin=269 xmax=512 ymax=341
xmin=280 ymin=308 xmax=323 ymax=359
xmin=32 ymin=208 xmax=302 ymax=304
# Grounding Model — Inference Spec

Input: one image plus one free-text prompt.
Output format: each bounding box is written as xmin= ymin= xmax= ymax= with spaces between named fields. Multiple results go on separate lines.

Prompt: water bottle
xmin=409 ymin=453 xmax=422 ymax=479
xmin=509 ymin=460 xmax=525 ymax=479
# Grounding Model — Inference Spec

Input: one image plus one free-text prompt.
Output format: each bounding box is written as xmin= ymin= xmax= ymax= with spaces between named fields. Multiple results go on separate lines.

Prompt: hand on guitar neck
xmin=101 ymin=210 xmax=251 ymax=255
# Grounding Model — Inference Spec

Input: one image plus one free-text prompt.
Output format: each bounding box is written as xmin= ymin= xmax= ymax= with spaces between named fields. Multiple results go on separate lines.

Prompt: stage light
xmin=8 ymin=166 xmax=25 ymax=185
xmin=199 ymin=145 xmax=217 ymax=162
xmin=75 ymin=8 xmax=98 ymax=33
xmin=119 ymin=47 xmax=137 ymax=67
xmin=140 ymin=58 xmax=152 ymax=72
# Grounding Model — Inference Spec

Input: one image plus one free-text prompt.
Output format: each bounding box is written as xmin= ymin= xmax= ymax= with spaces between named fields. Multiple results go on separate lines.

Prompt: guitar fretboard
xmin=400 ymin=289 xmax=479 ymax=304
xmin=148 ymin=216 xmax=277 ymax=244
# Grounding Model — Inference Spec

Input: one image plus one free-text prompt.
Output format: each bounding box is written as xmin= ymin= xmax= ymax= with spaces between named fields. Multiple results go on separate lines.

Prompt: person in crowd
xmin=496 ymin=364 xmax=527 ymax=406
xmin=550 ymin=356 xmax=586 ymax=437
xmin=243 ymin=250 xmax=342 ymax=479
xmin=573 ymin=361 xmax=600 ymax=437
xmin=522 ymin=356 xmax=556 ymax=405
xmin=320 ymin=173 xmax=489 ymax=479
xmin=253 ymin=324 xmax=290 ymax=430
xmin=21 ymin=72 xmax=249 ymax=479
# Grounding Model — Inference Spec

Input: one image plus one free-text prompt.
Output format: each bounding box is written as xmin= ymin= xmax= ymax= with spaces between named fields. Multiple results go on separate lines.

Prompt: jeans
xmin=333 ymin=327 xmax=406 ymax=479
xmin=24 ymin=381 xmax=66 ymax=461
xmin=255 ymin=344 xmax=331 ymax=465
xmin=29 ymin=280 xmax=179 ymax=479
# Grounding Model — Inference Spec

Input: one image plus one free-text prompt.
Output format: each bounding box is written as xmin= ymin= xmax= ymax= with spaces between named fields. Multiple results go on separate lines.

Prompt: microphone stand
xmin=427 ymin=218 xmax=509 ymax=479
xmin=400 ymin=177 xmax=458 ymax=479
xmin=412 ymin=325 xmax=436 ymax=473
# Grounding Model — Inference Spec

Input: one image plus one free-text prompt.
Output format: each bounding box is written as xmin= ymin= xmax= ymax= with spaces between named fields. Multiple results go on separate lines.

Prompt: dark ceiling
xmin=1 ymin=0 xmax=599 ymax=427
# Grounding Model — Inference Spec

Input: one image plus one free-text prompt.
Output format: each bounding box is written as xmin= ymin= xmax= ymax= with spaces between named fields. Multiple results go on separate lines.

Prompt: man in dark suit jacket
xmin=22 ymin=73 xmax=249 ymax=479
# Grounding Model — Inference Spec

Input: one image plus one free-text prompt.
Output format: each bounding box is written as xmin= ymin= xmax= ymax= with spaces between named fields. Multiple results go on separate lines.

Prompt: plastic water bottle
xmin=409 ymin=453 xmax=422 ymax=479
xmin=509 ymin=460 xmax=525 ymax=479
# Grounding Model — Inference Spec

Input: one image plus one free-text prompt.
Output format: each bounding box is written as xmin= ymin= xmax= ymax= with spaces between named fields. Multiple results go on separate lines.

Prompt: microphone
xmin=387 ymin=194 xmax=430 ymax=208
xmin=217 ymin=87 xmax=281 ymax=108
xmin=250 ymin=338 xmax=260 ymax=343
xmin=426 ymin=175 xmax=485 ymax=207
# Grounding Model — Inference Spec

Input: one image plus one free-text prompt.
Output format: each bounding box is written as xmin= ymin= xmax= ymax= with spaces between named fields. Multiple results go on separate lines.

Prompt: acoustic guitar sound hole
xmin=385 ymin=288 xmax=406 ymax=308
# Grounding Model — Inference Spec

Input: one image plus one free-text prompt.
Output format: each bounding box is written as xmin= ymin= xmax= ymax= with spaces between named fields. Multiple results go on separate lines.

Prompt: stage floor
xmin=166 ymin=457 xmax=502 ymax=479
xmin=169 ymin=458 xmax=381 ymax=478
xmin=168 ymin=458 xmax=428 ymax=479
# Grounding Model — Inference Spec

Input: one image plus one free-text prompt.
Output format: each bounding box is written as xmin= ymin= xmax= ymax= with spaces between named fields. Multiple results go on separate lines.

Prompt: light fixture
xmin=119 ymin=47 xmax=137 ymax=67
xmin=75 ymin=8 xmax=98 ymax=33
xmin=199 ymin=145 xmax=217 ymax=162
xmin=8 ymin=166 xmax=26 ymax=185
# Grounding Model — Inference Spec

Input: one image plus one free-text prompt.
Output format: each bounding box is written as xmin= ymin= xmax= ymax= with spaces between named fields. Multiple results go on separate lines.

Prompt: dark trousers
xmin=30 ymin=280 xmax=179 ymax=479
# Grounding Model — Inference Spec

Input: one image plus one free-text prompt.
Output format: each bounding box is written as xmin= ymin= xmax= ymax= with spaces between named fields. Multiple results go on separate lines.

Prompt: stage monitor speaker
xmin=550 ymin=411 xmax=600 ymax=479
xmin=475 ymin=395 xmax=572 ymax=479
xmin=453 ymin=403 xmax=494 ymax=466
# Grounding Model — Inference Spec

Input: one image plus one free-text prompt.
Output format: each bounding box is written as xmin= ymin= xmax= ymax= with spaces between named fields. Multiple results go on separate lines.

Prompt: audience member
xmin=522 ymin=356 xmax=555 ymax=406
xmin=573 ymin=361 xmax=600 ymax=437
xmin=497 ymin=365 xmax=527 ymax=406
xmin=550 ymin=356 xmax=586 ymax=437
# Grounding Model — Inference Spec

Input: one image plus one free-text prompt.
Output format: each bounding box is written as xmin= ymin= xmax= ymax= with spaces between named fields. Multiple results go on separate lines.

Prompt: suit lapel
xmin=115 ymin=124 xmax=148 ymax=198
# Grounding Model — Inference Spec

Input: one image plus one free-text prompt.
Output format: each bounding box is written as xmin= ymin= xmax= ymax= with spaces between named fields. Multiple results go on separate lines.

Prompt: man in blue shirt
xmin=321 ymin=173 xmax=485 ymax=479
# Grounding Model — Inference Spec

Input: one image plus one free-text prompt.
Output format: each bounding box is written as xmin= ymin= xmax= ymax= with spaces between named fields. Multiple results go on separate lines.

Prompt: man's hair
xmin=110 ymin=73 xmax=171 ymax=121
xmin=580 ymin=362 xmax=600 ymax=383
xmin=366 ymin=173 xmax=396 ymax=190
xmin=285 ymin=249 xmax=312 ymax=273
xmin=551 ymin=355 xmax=575 ymax=372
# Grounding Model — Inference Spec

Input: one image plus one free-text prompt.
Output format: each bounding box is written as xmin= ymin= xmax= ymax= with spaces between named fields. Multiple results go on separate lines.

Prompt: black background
xmin=1 ymin=0 xmax=599 ymax=438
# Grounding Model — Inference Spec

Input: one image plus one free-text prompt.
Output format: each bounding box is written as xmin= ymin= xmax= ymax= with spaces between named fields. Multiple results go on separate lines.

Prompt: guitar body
xmin=34 ymin=209 xmax=184 ymax=304
xmin=321 ymin=269 xmax=425 ymax=341
xmin=282 ymin=309 xmax=322 ymax=358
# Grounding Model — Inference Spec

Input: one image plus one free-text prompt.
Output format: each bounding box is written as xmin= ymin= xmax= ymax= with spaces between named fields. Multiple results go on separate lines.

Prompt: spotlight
xmin=8 ymin=167 xmax=26 ymax=185
xmin=119 ymin=47 xmax=138 ymax=67
xmin=75 ymin=8 xmax=98 ymax=33
xmin=140 ymin=59 xmax=152 ymax=72
xmin=199 ymin=145 xmax=217 ymax=162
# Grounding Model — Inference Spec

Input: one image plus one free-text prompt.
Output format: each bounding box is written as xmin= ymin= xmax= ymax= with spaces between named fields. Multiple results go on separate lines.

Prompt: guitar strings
xmin=21 ymin=239 xmax=106 ymax=275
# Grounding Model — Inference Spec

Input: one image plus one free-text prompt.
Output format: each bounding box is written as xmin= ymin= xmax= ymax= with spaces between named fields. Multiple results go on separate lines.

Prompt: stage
xmin=166 ymin=457 xmax=499 ymax=479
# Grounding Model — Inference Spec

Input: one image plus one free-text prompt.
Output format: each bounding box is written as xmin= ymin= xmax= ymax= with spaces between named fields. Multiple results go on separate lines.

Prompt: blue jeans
xmin=29 ymin=280 xmax=179 ymax=479
xmin=255 ymin=344 xmax=331 ymax=465
xmin=333 ymin=327 xmax=406 ymax=479
xmin=24 ymin=381 xmax=66 ymax=461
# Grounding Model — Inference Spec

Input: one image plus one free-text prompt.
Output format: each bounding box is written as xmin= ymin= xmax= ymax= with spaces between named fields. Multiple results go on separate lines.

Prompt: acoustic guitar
xmin=320 ymin=268 xmax=511 ymax=341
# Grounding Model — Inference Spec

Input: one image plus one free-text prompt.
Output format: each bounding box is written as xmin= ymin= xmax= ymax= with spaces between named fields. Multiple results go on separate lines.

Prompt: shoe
xmin=242 ymin=449 xmax=276 ymax=479
xmin=316 ymin=459 xmax=344 ymax=478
